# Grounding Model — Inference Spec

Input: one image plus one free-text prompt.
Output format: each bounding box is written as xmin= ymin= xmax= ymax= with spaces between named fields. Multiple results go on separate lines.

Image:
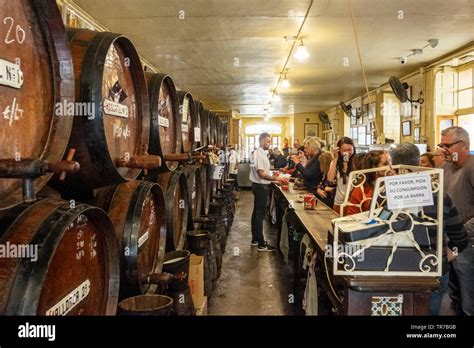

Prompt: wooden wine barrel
xmin=146 ymin=73 xmax=181 ymax=173
xmin=95 ymin=180 xmax=167 ymax=299
xmin=193 ymin=100 xmax=204 ymax=148
xmin=216 ymin=116 xmax=224 ymax=148
xmin=201 ymin=109 xmax=211 ymax=148
xmin=177 ymin=91 xmax=197 ymax=154
xmin=201 ymin=165 xmax=215 ymax=215
xmin=208 ymin=112 xmax=217 ymax=146
xmin=0 ymin=198 xmax=119 ymax=315
xmin=52 ymin=28 xmax=149 ymax=191
xmin=157 ymin=171 xmax=189 ymax=251
xmin=182 ymin=165 xmax=202 ymax=229
xmin=223 ymin=123 xmax=229 ymax=147
xmin=0 ymin=0 xmax=74 ymax=209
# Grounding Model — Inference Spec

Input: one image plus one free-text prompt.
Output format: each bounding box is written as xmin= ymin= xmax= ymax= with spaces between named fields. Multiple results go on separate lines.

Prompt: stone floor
xmin=208 ymin=189 xmax=296 ymax=315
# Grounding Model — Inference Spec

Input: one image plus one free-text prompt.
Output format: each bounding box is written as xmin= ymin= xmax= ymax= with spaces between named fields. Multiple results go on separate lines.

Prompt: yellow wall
xmin=293 ymin=112 xmax=324 ymax=144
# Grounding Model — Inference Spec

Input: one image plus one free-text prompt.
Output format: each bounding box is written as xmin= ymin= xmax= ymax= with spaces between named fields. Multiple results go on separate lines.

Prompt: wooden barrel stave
xmin=194 ymin=100 xmax=207 ymax=147
xmin=157 ymin=171 xmax=189 ymax=251
xmin=182 ymin=165 xmax=202 ymax=229
xmin=177 ymin=91 xmax=197 ymax=154
xmin=95 ymin=180 xmax=167 ymax=299
xmin=146 ymin=73 xmax=181 ymax=173
xmin=0 ymin=198 xmax=119 ymax=315
xmin=0 ymin=0 xmax=74 ymax=209
xmin=52 ymin=28 xmax=149 ymax=191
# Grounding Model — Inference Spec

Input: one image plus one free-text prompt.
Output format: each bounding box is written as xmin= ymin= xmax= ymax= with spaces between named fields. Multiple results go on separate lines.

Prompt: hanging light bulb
xmin=294 ymin=39 xmax=309 ymax=61
xmin=282 ymin=74 xmax=290 ymax=88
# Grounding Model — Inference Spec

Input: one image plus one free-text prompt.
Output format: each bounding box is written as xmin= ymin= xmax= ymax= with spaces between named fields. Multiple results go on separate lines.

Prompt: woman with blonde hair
xmin=291 ymin=137 xmax=323 ymax=194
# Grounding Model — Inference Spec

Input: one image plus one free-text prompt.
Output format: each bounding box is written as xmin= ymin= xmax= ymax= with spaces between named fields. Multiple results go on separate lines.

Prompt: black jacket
xmin=296 ymin=156 xmax=322 ymax=194
xmin=274 ymin=155 xmax=288 ymax=169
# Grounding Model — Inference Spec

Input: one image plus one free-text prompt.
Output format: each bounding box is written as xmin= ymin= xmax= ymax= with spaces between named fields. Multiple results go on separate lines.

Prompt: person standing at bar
xmin=439 ymin=126 xmax=474 ymax=316
xmin=249 ymin=132 xmax=287 ymax=251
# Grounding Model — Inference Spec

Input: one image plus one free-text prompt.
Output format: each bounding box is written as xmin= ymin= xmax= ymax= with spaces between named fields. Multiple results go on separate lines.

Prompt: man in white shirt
xmin=249 ymin=133 xmax=287 ymax=251
xmin=228 ymin=146 xmax=240 ymax=191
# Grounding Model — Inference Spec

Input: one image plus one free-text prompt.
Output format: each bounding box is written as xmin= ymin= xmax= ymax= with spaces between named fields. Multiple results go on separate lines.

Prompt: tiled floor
xmin=208 ymin=190 xmax=295 ymax=315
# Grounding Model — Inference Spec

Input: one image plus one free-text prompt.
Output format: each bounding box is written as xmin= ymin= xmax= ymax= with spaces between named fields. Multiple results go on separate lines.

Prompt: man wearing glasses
xmin=439 ymin=126 xmax=474 ymax=315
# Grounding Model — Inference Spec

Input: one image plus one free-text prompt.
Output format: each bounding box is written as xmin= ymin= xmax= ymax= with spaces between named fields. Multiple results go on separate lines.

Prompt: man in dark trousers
xmin=249 ymin=133 xmax=287 ymax=251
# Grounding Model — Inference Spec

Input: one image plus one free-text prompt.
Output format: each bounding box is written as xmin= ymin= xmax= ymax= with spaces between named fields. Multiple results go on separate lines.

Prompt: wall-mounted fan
xmin=318 ymin=111 xmax=332 ymax=130
xmin=389 ymin=76 xmax=424 ymax=104
xmin=339 ymin=101 xmax=361 ymax=118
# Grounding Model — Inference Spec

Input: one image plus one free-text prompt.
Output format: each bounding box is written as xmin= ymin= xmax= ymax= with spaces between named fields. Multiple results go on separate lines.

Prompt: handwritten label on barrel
xmin=138 ymin=231 xmax=149 ymax=248
xmin=182 ymin=97 xmax=189 ymax=123
xmin=103 ymin=99 xmax=129 ymax=118
xmin=385 ymin=173 xmax=433 ymax=210
xmin=158 ymin=116 xmax=169 ymax=128
xmin=194 ymin=127 xmax=201 ymax=142
xmin=212 ymin=165 xmax=225 ymax=180
xmin=0 ymin=59 xmax=23 ymax=89
xmin=45 ymin=279 xmax=91 ymax=316
xmin=182 ymin=124 xmax=188 ymax=132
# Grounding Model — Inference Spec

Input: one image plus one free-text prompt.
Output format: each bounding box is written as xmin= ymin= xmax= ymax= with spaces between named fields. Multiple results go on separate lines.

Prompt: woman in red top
xmin=346 ymin=150 xmax=390 ymax=216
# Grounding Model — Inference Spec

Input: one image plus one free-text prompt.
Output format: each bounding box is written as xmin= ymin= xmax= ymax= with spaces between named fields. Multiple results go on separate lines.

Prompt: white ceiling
xmin=73 ymin=0 xmax=474 ymax=115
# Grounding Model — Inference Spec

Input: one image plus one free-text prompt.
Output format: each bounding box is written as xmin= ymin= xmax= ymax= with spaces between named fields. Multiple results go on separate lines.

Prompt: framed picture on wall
xmin=368 ymin=103 xmax=376 ymax=120
xmin=304 ymin=123 xmax=319 ymax=138
xmin=358 ymin=126 xmax=367 ymax=145
xmin=351 ymin=127 xmax=358 ymax=140
xmin=366 ymin=133 xmax=372 ymax=146
xmin=362 ymin=104 xmax=369 ymax=117
xmin=402 ymin=121 xmax=412 ymax=136
xmin=414 ymin=127 xmax=420 ymax=143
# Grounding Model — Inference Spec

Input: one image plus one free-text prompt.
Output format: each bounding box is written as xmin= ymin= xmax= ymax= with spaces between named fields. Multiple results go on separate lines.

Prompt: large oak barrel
xmin=216 ymin=116 xmax=224 ymax=148
xmin=182 ymin=165 xmax=202 ymax=229
xmin=177 ymin=91 xmax=198 ymax=154
xmin=0 ymin=0 xmax=74 ymax=209
xmin=193 ymin=100 xmax=204 ymax=148
xmin=95 ymin=180 xmax=167 ymax=299
xmin=53 ymin=28 xmax=150 ymax=191
xmin=208 ymin=112 xmax=217 ymax=146
xmin=223 ymin=123 xmax=229 ymax=147
xmin=157 ymin=171 xmax=189 ymax=251
xmin=201 ymin=109 xmax=211 ymax=148
xmin=146 ymin=73 xmax=181 ymax=173
xmin=0 ymin=198 xmax=119 ymax=315
xmin=201 ymin=165 xmax=214 ymax=215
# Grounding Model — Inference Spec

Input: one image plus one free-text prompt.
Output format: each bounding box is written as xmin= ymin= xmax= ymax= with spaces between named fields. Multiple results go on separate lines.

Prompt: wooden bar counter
xmin=271 ymin=183 xmax=439 ymax=316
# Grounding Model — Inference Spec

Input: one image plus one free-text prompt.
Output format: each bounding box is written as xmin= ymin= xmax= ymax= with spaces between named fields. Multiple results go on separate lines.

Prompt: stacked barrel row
xmin=0 ymin=0 xmax=231 ymax=316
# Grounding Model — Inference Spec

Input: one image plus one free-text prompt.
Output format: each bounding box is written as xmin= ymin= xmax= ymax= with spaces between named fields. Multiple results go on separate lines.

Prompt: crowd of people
xmin=248 ymin=126 xmax=473 ymax=316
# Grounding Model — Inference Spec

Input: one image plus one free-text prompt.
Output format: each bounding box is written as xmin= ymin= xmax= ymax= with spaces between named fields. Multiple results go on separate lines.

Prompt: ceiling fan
xmin=339 ymin=101 xmax=361 ymax=118
xmin=389 ymin=76 xmax=425 ymax=104
xmin=318 ymin=111 xmax=332 ymax=129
